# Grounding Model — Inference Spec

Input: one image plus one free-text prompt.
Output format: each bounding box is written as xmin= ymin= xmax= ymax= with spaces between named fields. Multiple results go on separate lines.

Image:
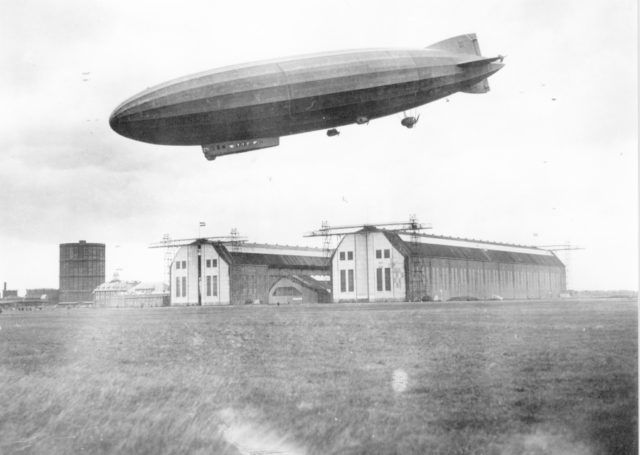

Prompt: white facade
xmin=171 ymin=243 xmax=230 ymax=305
xmin=332 ymin=230 xmax=406 ymax=302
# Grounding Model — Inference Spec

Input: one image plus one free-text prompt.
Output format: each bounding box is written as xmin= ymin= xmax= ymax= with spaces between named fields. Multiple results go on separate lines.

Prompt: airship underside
xmin=109 ymin=34 xmax=504 ymax=160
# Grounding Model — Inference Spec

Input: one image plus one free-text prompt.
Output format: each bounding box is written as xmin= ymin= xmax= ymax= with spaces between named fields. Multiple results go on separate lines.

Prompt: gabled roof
xmin=127 ymin=282 xmax=169 ymax=295
xmin=270 ymin=274 xmax=332 ymax=294
xmin=290 ymin=275 xmax=332 ymax=293
xmin=93 ymin=280 xmax=139 ymax=293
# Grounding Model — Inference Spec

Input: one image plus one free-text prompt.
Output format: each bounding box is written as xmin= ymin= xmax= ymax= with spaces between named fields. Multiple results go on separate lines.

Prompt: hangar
xmin=170 ymin=240 xmax=330 ymax=305
xmin=331 ymin=227 xmax=566 ymax=302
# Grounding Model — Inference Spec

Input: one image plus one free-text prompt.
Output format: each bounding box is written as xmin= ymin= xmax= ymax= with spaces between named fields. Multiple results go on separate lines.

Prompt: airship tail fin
xmin=427 ymin=33 xmax=482 ymax=56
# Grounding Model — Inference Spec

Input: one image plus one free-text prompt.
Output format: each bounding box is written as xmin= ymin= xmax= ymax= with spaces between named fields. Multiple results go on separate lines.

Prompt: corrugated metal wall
xmin=406 ymin=257 xmax=565 ymax=301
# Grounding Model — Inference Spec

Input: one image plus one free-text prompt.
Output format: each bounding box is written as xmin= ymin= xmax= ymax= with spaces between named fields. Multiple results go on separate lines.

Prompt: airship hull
xmin=110 ymin=35 xmax=504 ymax=148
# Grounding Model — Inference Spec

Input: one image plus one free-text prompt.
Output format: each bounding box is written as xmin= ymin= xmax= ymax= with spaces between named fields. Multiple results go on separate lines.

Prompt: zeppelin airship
xmin=110 ymin=34 xmax=504 ymax=160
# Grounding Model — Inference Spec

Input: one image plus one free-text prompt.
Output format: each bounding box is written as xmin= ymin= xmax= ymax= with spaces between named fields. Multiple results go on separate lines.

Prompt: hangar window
xmin=348 ymin=269 xmax=354 ymax=292
xmin=212 ymin=276 xmax=218 ymax=296
xmin=376 ymin=250 xmax=382 ymax=259
xmin=376 ymin=268 xmax=383 ymax=291
xmin=211 ymin=259 xmax=217 ymax=268
xmin=339 ymin=252 xmax=345 ymax=261
xmin=340 ymin=270 xmax=346 ymax=292
xmin=175 ymin=277 xmax=180 ymax=297
xmin=347 ymin=251 xmax=353 ymax=260
xmin=182 ymin=261 xmax=187 ymax=269
xmin=176 ymin=262 xmax=180 ymax=270
xmin=181 ymin=277 xmax=186 ymax=297
xmin=384 ymin=249 xmax=390 ymax=258
xmin=384 ymin=267 xmax=391 ymax=291
xmin=206 ymin=276 xmax=211 ymax=296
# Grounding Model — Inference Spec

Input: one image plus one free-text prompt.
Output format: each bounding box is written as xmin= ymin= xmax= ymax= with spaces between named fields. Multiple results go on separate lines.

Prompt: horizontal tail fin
xmin=457 ymin=55 xmax=504 ymax=68
xmin=427 ymin=33 xmax=482 ymax=56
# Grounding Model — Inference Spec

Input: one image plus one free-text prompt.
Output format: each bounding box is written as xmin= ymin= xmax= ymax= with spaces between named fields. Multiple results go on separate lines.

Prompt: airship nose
xmin=109 ymin=101 xmax=142 ymax=142
xmin=109 ymin=95 xmax=186 ymax=145
xmin=109 ymin=105 xmax=128 ymax=137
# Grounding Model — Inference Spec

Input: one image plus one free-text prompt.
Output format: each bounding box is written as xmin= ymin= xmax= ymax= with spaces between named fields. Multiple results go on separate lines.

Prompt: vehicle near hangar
xmin=109 ymin=34 xmax=504 ymax=160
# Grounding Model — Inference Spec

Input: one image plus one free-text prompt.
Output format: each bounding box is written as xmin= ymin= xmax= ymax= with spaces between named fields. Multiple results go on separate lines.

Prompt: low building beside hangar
xmin=269 ymin=275 xmax=331 ymax=305
xmin=93 ymin=279 xmax=139 ymax=307
xmin=332 ymin=227 xmax=566 ymax=302
xmin=93 ymin=279 xmax=169 ymax=307
xmin=170 ymin=241 xmax=330 ymax=305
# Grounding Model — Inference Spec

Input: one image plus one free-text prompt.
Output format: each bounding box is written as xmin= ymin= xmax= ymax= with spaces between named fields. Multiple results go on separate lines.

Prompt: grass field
xmin=0 ymin=299 xmax=636 ymax=454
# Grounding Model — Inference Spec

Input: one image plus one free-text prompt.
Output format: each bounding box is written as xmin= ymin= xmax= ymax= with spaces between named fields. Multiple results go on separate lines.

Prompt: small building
xmin=332 ymin=227 xmax=566 ymax=302
xmin=269 ymin=275 xmax=331 ymax=304
xmin=93 ymin=279 xmax=139 ymax=307
xmin=25 ymin=288 xmax=59 ymax=305
xmin=2 ymin=287 xmax=18 ymax=299
xmin=124 ymin=282 xmax=169 ymax=307
xmin=170 ymin=241 xmax=330 ymax=305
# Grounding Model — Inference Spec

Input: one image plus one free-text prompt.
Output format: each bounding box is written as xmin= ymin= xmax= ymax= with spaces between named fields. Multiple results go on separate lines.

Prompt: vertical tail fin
xmin=428 ymin=34 xmax=496 ymax=94
xmin=427 ymin=33 xmax=482 ymax=56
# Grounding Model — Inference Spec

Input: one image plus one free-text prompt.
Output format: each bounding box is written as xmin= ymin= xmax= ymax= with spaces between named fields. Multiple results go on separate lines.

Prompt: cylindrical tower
xmin=59 ymin=240 xmax=106 ymax=304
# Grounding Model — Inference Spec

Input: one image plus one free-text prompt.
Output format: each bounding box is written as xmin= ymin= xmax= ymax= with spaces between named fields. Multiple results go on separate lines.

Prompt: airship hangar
xmin=109 ymin=34 xmax=504 ymax=160
xmin=159 ymin=224 xmax=565 ymax=306
xmin=17 ymin=223 xmax=565 ymax=308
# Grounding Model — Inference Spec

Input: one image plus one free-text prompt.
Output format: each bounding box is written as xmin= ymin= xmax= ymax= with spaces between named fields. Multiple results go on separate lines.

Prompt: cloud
xmin=2 ymin=124 xmax=168 ymax=173
xmin=0 ymin=158 xmax=165 ymax=243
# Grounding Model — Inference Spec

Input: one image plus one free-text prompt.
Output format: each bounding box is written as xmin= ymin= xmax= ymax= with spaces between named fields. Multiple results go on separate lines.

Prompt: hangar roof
xmin=197 ymin=241 xmax=330 ymax=270
xmin=382 ymin=231 xmax=564 ymax=267
xmin=228 ymin=252 xmax=330 ymax=269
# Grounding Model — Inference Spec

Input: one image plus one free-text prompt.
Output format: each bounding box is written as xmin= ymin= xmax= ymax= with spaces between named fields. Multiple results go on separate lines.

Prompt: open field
xmin=0 ymin=299 xmax=636 ymax=454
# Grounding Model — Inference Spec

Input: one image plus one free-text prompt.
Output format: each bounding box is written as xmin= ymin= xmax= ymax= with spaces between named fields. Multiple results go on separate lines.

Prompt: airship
xmin=109 ymin=34 xmax=503 ymax=160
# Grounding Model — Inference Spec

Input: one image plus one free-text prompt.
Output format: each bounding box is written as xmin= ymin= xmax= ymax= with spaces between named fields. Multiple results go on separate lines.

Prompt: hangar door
xmin=269 ymin=276 xmax=316 ymax=305
xmin=270 ymin=285 xmax=303 ymax=305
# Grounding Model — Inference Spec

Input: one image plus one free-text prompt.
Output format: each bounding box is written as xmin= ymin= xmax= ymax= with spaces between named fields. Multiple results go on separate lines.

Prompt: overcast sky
xmin=0 ymin=0 xmax=637 ymax=292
